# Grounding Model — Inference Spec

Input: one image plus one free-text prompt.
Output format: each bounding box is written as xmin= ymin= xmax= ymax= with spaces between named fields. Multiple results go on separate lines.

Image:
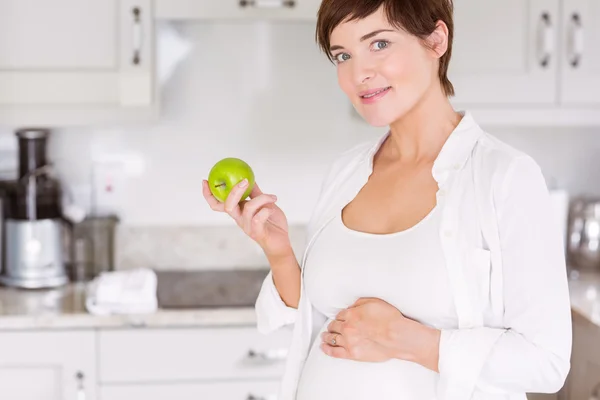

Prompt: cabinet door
xmin=560 ymin=0 xmax=600 ymax=105
xmin=0 ymin=0 xmax=153 ymax=107
xmin=449 ymin=0 xmax=559 ymax=106
xmin=0 ymin=331 xmax=96 ymax=400
xmin=156 ymin=0 xmax=320 ymax=20
xmin=99 ymin=327 xmax=292 ymax=383
xmin=100 ymin=380 xmax=280 ymax=400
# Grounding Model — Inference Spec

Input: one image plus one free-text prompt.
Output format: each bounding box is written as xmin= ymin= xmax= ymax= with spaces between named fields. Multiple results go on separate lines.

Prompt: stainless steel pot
xmin=568 ymin=197 xmax=600 ymax=270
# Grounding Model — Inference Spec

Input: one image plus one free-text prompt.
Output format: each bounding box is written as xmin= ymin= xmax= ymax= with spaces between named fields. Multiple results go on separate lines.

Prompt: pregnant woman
xmin=202 ymin=0 xmax=572 ymax=399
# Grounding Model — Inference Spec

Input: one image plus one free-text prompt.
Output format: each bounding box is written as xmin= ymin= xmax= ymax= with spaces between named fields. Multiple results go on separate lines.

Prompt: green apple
xmin=208 ymin=157 xmax=255 ymax=203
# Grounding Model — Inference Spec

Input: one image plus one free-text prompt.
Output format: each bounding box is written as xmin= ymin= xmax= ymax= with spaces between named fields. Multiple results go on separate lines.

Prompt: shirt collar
xmin=364 ymin=110 xmax=483 ymax=184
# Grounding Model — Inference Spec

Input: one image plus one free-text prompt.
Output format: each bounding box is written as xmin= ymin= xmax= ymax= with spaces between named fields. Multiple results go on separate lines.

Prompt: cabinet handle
xmin=246 ymin=348 xmax=288 ymax=363
xmin=239 ymin=0 xmax=296 ymax=8
xmin=537 ymin=12 xmax=554 ymax=68
xmin=75 ymin=371 xmax=86 ymax=400
xmin=132 ymin=7 xmax=143 ymax=65
xmin=568 ymin=13 xmax=584 ymax=68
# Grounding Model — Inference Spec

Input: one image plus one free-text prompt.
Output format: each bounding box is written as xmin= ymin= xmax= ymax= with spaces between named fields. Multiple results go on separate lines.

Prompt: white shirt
xmin=255 ymin=111 xmax=572 ymax=400
xmin=296 ymin=205 xmax=456 ymax=400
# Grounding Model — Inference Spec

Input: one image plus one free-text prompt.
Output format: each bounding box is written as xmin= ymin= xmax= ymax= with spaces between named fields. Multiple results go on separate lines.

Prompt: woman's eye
xmin=372 ymin=40 xmax=390 ymax=51
xmin=334 ymin=53 xmax=351 ymax=63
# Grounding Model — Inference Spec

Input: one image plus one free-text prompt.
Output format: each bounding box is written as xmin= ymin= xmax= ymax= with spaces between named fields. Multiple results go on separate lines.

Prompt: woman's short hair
xmin=315 ymin=0 xmax=455 ymax=97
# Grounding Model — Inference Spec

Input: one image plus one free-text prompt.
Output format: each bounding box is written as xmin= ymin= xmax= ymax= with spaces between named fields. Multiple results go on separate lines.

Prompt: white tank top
xmin=296 ymin=205 xmax=458 ymax=400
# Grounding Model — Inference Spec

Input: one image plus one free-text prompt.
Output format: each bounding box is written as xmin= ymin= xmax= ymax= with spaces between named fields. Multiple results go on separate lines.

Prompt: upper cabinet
xmin=450 ymin=0 xmax=559 ymax=106
xmin=446 ymin=0 xmax=600 ymax=125
xmin=560 ymin=0 xmax=600 ymax=106
xmin=156 ymin=0 xmax=322 ymax=20
xmin=0 ymin=0 xmax=155 ymax=126
xmin=2 ymin=0 xmax=600 ymax=126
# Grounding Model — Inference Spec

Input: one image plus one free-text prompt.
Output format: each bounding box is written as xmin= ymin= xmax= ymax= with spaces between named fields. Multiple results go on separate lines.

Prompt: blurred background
xmin=0 ymin=1 xmax=599 ymax=399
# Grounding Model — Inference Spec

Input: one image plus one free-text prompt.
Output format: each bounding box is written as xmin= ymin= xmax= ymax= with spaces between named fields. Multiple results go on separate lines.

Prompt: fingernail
xmin=239 ymin=179 xmax=248 ymax=188
xmin=271 ymin=195 xmax=277 ymax=201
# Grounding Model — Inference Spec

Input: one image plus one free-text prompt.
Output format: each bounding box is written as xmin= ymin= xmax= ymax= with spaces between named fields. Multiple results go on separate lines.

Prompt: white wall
xmin=1 ymin=21 xmax=600 ymax=227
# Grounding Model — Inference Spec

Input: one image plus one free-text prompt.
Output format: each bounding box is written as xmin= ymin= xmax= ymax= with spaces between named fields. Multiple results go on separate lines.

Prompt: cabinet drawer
xmin=100 ymin=380 xmax=280 ymax=400
xmin=99 ymin=326 xmax=292 ymax=383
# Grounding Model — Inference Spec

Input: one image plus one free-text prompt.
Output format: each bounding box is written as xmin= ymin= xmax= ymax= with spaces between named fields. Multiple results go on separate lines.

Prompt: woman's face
xmin=329 ymin=7 xmax=443 ymax=127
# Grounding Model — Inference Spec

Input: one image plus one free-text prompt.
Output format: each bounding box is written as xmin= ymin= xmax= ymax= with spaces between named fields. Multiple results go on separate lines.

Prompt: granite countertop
xmin=3 ymin=267 xmax=600 ymax=331
xmin=0 ymin=270 xmax=270 ymax=331
xmin=567 ymin=268 xmax=600 ymax=325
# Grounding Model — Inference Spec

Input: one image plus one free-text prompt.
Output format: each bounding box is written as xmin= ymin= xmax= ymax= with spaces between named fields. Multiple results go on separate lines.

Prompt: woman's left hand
xmin=320 ymin=297 xmax=441 ymax=372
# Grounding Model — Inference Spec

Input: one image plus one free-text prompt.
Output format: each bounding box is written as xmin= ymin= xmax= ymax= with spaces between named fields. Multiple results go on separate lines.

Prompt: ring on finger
xmin=331 ymin=333 xmax=339 ymax=346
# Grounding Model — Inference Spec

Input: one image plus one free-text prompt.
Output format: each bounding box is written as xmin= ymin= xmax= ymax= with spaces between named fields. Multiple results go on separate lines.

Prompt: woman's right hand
xmin=202 ymin=178 xmax=293 ymax=260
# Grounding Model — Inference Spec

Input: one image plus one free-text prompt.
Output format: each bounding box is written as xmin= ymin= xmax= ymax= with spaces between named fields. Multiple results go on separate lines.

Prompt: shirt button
xmin=453 ymin=164 xmax=461 ymax=171
xmin=444 ymin=230 xmax=453 ymax=238
xmin=438 ymin=189 xmax=446 ymax=196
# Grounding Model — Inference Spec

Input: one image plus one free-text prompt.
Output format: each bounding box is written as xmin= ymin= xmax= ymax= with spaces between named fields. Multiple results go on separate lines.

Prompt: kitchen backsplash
xmin=1 ymin=21 xmax=599 ymax=270
xmin=115 ymin=225 xmax=308 ymax=270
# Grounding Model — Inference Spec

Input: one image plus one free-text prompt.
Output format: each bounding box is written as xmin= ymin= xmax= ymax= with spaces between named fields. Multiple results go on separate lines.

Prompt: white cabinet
xmin=443 ymin=0 xmax=600 ymax=125
xmin=0 ymin=331 xmax=96 ymax=400
xmin=0 ymin=0 xmax=155 ymax=126
xmin=560 ymin=0 xmax=600 ymax=106
xmin=156 ymin=0 xmax=322 ymax=20
xmin=0 ymin=324 xmax=291 ymax=400
xmin=98 ymin=327 xmax=291 ymax=383
xmin=99 ymin=380 xmax=280 ymax=400
xmin=449 ymin=0 xmax=559 ymax=106
xmin=97 ymin=326 xmax=291 ymax=400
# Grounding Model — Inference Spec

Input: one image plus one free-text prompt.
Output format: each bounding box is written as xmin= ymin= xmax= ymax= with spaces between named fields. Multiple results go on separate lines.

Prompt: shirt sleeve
xmin=255 ymin=270 xmax=298 ymax=334
xmin=437 ymin=155 xmax=573 ymax=399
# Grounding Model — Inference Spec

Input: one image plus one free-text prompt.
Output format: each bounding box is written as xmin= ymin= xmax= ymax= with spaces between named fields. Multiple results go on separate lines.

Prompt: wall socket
xmin=92 ymin=161 xmax=126 ymax=217
xmin=90 ymin=153 xmax=145 ymax=217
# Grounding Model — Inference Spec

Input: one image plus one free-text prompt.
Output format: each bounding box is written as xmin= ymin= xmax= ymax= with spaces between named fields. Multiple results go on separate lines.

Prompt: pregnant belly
xmin=296 ymin=324 xmax=439 ymax=400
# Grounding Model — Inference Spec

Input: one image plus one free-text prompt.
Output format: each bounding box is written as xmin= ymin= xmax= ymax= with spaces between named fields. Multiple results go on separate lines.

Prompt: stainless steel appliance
xmin=0 ymin=128 xmax=68 ymax=288
xmin=70 ymin=215 xmax=119 ymax=282
xmin=567 ymin=196 xmax=600 ymax=271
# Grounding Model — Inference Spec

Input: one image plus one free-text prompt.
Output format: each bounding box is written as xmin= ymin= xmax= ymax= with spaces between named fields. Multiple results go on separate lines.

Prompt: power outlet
xmin=92 ymin=161 xmax=126 ymax=217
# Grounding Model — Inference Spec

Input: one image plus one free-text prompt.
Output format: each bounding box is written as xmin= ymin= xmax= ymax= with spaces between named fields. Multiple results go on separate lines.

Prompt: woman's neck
xmin=383 ymin=87 xmax=462 ymax=166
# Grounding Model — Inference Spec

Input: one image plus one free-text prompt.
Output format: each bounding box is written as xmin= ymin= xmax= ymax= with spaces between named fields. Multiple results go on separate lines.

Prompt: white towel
xmin=85 ymin=268 xmax=158 ymax=315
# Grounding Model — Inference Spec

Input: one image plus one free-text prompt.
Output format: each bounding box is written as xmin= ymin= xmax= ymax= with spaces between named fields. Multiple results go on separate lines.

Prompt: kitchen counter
xmin=0 ymin=269 xmax=270 ymax=331
xmin=2 ymin=267 xmax=600 ymax=331
xmin=0 ymin=283 xmax=257 ymax=330
xmin=568 ymin=268 xmax=600 ymax=326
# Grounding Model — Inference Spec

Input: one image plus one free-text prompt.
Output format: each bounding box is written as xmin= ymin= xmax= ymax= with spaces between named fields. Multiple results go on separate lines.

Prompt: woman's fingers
xmin=250 ymin=207 xmax=272 ymax=238
xmin=327 ymin=319 xmax=344 ymax=335
xmin=321 ymin=331 xmax=344 ymax=347
xmin=203 ymin=178 xmax=273 ymax=233
xmin=224 ymin=179 xmax=251 ymax=221
xmin=202 ymin=180 xmax=225 ymax=212
xmin=242 ymin=194 xmax=277 ymax=232
xmin=248 ymin=181 xmax=264 ymax=199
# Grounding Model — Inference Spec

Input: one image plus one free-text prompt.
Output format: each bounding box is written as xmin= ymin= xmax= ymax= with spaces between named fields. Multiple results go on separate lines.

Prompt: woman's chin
xmin=360 ymin=112 xmax=395 ymax=127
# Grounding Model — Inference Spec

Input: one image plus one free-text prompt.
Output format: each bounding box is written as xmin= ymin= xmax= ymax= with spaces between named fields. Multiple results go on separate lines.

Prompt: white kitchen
xmin=0 ymin=1 xmax=599 ymax=400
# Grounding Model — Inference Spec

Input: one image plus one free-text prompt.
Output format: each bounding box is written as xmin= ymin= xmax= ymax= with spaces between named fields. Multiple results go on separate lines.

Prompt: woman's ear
xmin=426 ymin=20 xmax=449 ymax=59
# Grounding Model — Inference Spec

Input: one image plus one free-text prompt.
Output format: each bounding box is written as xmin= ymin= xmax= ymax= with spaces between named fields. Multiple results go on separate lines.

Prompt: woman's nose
xmin=353 ymin=61 xmax=375 ymax=86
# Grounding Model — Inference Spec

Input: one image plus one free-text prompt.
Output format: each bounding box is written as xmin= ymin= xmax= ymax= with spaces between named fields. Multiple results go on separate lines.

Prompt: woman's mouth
xmin=359 ymin=87 xmax=392 ymax=104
